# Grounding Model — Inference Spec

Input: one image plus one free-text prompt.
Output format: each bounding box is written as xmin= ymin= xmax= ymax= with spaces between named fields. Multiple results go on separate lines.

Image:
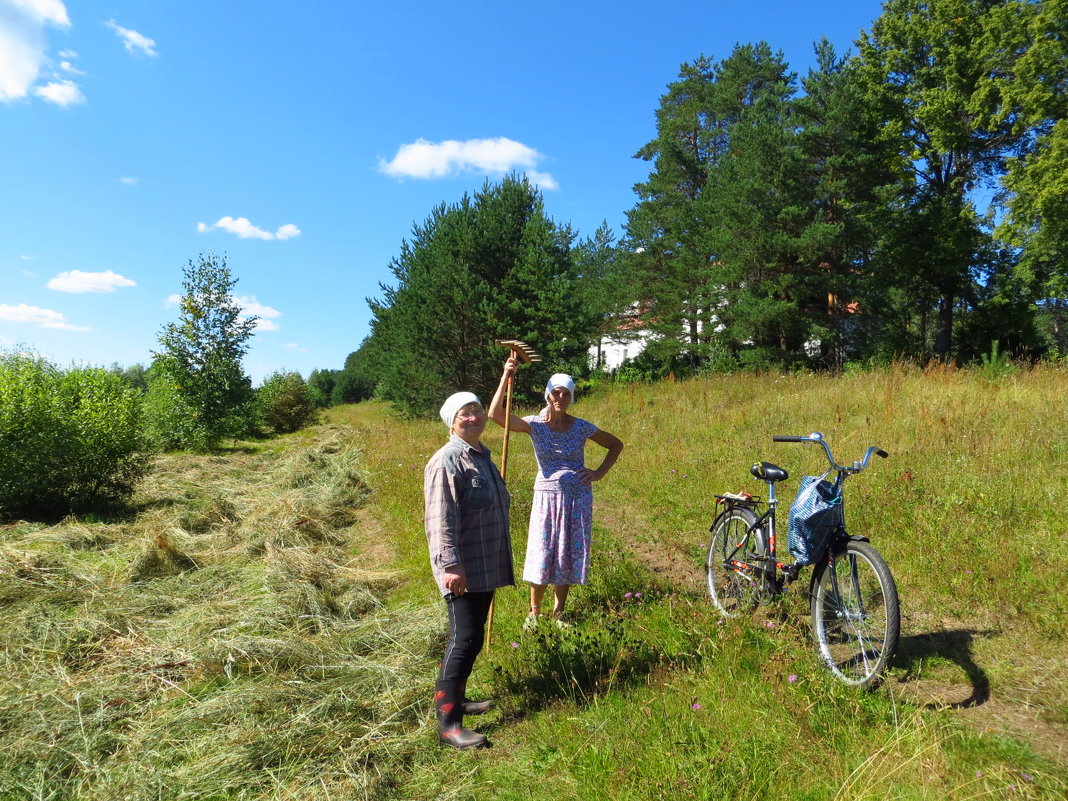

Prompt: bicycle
xmin=705 ymin=432 xmax=900 ymax=688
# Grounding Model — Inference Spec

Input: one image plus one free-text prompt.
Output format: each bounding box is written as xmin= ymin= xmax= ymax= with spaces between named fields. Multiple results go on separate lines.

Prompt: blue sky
xmin=1 ymin=0 xmax=885 ymax=384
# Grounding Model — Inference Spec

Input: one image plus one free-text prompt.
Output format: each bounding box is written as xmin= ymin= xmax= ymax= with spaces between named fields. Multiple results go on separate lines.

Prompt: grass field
xmin=1 ymin=363 xmax=1065 ymax=799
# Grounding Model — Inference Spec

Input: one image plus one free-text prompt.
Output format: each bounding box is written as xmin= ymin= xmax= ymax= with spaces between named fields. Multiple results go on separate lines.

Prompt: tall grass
xmin=0 ymin=365 xmax=1064 ymax=799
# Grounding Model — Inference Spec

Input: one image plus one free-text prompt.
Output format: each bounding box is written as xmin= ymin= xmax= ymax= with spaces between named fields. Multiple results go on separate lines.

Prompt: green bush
xmin=0 ymin=352 xmax=148 ymax=518
xmin=142 ymin=373 xmax=207 ymax=451
xmin=255 ymin=371 xmax=317 ymax=434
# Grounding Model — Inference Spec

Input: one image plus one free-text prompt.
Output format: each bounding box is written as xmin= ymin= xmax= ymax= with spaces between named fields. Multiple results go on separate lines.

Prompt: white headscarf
xmin=544 ymin=373 xmax=576 ymax=401
xmin=439 ymin=391 xmax=480 ymax=428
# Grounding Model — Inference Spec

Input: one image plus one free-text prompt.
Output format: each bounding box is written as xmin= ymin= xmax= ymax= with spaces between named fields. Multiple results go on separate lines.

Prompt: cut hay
xmin=0 ymin=427 xmax=430 ymax=801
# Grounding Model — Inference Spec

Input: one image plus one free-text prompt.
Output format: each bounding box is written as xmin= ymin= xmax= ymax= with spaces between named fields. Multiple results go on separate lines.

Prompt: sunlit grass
xmin=0 ymin=364 xmax=1064 ymax=799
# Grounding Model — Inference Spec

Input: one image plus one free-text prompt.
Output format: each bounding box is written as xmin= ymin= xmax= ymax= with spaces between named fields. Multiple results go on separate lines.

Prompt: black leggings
xmin=439 ymin=590 xmax=494 ymax=682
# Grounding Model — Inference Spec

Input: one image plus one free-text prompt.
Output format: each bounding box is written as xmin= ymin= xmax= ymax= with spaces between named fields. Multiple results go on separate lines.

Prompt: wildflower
xmin=635 ymin=592 xmax=642 ymax=598
xmin=624 ymin=592 xmax=633 ymax=599
xmin=691 ymin=703 xmax=701 ymax=711
xmin=764 ymin=621 xmax=776 ymax=629
xmin=976 ymin=771 xmax=983 ymax=778
xmin=788 ymin=674 xmax=798 ymax=683
xmin=1021 ymin=772 xmax=1033 ymax=782
xmin=966 ymin=569 xmax=974 ymax=575
xmin=510 ymin=642 xmax=519 ymax=648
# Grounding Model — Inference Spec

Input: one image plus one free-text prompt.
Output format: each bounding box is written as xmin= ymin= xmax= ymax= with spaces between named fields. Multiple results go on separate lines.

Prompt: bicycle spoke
xmin=811 ymin=542 xmax=898 ymax=688
xmin=707 ymin=508 xmax=765 ymax=617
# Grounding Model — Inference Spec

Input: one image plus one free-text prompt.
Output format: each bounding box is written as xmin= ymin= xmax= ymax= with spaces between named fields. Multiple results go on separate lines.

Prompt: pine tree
xmin=365 ymin=177 xmax=600 ymax=416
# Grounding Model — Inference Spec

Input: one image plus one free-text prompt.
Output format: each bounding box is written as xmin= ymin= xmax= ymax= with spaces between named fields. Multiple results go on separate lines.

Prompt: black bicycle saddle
xmin=751 ymin=462 xmax=789 ymax=482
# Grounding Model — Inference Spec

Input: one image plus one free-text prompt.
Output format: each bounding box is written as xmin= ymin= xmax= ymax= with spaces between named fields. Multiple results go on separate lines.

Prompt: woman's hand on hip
xmin=576 ymin=467 xmax=602 ymax=486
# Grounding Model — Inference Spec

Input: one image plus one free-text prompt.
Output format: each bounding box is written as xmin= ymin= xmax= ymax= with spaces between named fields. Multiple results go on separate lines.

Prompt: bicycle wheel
xmin=809 ymin=539 xmax=899 ymax=688
xmin=706 ymin=507 xmax=765 ymax=617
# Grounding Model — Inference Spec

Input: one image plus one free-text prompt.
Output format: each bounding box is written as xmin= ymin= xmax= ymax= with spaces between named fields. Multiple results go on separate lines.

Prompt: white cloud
xmin=105 ymin=19 xmax=157 ymax=57
xmin=235 ymin=295 xmax=281 ymax=332
xmin=161 ymin=294 xmax=280 ymax=330
xmin=378 ymin=137 xmax=558 ymax=188
xmin=34 ymin=78 xmax=84 ymax=106
xmin=59 ymin=59 xmax=83 ymax=75
xmin=47 ymin=269 xmax=136 ymax=293
xmin=282 ymin=343 xmax=308 ymax=352
xmin=0 ymin=0 xmax=71 ymax=102
xmin=0 ymin=302 xmax=89 ymax=331
xmin=236 ymin=296 xmax=281 ymax=320
xmin=119 ymin=176 xmax=137 ymax=185
xmin=197 ymin=216 xmax=302 ymax=241
xmin=524 ymin=170 xmax=560 ymax=191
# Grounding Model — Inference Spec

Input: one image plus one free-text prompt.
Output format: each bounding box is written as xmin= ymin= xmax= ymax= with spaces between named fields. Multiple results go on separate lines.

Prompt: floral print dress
xmin=521 ymin=415 xmax=598 ymax=585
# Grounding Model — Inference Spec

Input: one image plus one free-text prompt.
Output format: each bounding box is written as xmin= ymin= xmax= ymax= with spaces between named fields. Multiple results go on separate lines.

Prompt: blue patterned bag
xmin=787 ymin=474 xmax=842 ymax=566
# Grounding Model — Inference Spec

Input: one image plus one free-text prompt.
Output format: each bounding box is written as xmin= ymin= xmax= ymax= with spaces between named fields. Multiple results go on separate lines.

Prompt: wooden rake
xmin=494 ymin=339 xmax=541 ymax=481
xmin=487 ymin=339 xmax=541 ymax=646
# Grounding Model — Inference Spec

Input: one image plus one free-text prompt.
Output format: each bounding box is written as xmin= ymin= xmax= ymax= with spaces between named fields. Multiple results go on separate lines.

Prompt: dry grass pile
xmin=0 ymin=428 xmax=441 ymax=801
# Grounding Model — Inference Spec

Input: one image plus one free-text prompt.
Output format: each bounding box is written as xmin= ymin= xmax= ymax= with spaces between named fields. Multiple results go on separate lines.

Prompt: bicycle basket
xmin=787 ymin=474 xmax=842 ymax=567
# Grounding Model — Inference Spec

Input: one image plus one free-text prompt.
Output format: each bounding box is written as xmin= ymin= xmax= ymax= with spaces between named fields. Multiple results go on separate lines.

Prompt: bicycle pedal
xmin=781 ymin=565 xmax=801 ymax=584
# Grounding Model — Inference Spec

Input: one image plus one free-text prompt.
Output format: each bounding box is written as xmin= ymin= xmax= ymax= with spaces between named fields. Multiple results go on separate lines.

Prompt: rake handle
xmin=499 ymin=354 xmax=517 ymax=481
xmin=488 ymin=348 xmax=519 ymax=648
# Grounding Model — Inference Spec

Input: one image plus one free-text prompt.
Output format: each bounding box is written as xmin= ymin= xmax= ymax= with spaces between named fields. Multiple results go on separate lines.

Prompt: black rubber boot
xmin=462 ymin=698 xmax=494 ymax=715
xmin=458 ymin=678 xmax=494 ymax=716
xmin=435 ymin=680 xmax=489 ymax=750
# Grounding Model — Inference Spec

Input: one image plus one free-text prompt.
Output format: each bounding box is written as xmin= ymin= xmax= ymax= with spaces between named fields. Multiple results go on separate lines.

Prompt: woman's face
xmin=451 ymin=402 xmax=487 ymax=440
xmin=548 ymin=386 xmax=572 ymax=412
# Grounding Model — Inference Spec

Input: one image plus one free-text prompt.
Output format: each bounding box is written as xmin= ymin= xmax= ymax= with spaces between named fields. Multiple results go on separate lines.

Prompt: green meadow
xmin=1 ymin=364 xmax=1065 ymax=800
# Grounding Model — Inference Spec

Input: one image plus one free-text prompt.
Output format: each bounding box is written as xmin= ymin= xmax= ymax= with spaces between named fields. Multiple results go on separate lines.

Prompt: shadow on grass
xmin=894 ymin=628 xmax=997 ymax=709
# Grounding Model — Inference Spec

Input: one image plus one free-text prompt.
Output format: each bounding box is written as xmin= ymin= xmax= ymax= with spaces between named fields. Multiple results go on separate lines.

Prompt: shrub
xmin=142 ymin=373 xmax=207 ymax=451
xmin=0 ymin=352 xmax=148 ymax=518
xmin=255 ymin=371 xmax=317 ymax=434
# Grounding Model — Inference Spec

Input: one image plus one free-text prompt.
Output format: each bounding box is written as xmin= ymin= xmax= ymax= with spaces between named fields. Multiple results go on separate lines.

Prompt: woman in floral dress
xmin=489 ymin=360 xmax=623 ymax=626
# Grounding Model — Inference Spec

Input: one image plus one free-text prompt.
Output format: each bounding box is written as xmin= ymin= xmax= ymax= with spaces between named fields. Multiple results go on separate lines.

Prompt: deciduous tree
xmin=153 ymin=253 xmax=258 ymax=449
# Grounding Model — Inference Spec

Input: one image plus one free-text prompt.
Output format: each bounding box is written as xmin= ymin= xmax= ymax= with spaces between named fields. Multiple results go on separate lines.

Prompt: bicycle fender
xmin=709 ymin=509 xmax=730 ymax=532
xmin=827 ymin=533 xmax=870 ymax=557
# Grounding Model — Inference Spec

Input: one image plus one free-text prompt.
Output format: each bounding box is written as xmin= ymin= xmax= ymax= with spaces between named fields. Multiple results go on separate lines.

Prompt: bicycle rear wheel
xmin=706 ymin=507 xmax=765 ymax=617
xmin=809 ymin=539 xmax=899 ymax=688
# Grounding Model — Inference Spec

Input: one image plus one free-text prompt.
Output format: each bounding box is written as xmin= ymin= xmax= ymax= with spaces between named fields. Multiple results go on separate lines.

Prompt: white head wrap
xmin=544 ymin=373 xmax=576 ymax=401
xmin=439 ymin=391 xmax=481 ymax=428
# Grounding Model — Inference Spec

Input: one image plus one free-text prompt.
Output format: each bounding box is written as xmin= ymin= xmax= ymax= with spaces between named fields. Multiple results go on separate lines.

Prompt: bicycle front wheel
xmin=706 ymin=507 xmax=765 ymax=617
xmin=810 ymin=539 xmax=899 ymax=688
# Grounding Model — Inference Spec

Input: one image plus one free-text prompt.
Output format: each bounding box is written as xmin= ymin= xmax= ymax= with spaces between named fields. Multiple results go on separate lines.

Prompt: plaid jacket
xmin=424 ymin=434 xmax=514 ymax=595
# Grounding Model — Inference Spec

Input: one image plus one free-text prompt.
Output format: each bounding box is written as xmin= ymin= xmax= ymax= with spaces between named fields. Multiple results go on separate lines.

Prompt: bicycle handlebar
xmin=773 ymin=432 xmax=888 ymax=474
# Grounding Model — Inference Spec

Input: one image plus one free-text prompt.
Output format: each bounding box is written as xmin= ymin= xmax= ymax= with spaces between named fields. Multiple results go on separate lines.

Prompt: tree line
xmin=324 ymin=0 xmax=1064 ymax=416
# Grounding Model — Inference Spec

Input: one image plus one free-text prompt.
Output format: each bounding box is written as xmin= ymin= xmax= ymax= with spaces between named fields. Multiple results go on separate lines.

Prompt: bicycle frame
xmin=712 ymin=432 xmax=889 ymax=592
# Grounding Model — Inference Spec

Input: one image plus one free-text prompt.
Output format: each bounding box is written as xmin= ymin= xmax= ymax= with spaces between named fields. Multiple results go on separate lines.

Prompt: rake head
xmin=495 ymin=339 xmax=542 ymax=364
